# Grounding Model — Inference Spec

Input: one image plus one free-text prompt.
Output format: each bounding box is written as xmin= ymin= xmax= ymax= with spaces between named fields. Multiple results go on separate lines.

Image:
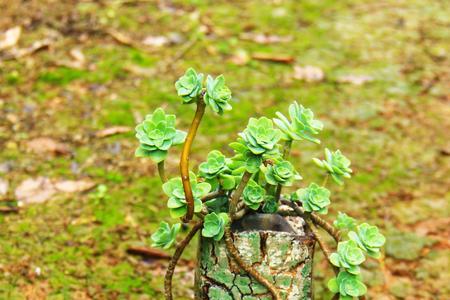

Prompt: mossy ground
xmin=0 ymin=0 xmax=449 ymax=299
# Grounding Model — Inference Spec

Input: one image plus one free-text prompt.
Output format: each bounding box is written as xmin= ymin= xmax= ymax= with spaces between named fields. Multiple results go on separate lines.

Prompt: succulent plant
xmin=135 ymin=108 xmax=187 ymax=163
xmin=204 ymin=75 xmax=232 ymax=114
xmin=327 ymin=271 xmax=367 ymax=299
xmin=228 ymin=141 xmax=263 ymax=174
xmin=262 ymin=195 xmax=279 ymax=213
xmin=292 ymin=183 xmax=330 ymax=214
xmin=239 ymin=117 xmax=282 ymax=155
xmin=330 ymin=240 xmax=366 ymax=275
xmin=175 ymin=68 xmax=204 ymax=103
xmin=274 ymin=101 xmax=323 ymax=144
xmin=163 ymin=173 xmax=211 ymax=218
xmin=334 ymin=212 xmax=357 ymax=231
xmin=349 ymin=223 xmax=386 ymax=258
xmin=242 ymin=179 xmax=266 ymax=210
xmin=202 ymin=212 xmax=229 ymax=241
xmin=265 ymin=160 xmax=301 ymax=186
xmin=313 ymin=148 xmax=352 ymax=185
xmin=151 ymin=222 xmax=181 ymax=249
xmin=199 ymin=150 xmax=235 ymax=190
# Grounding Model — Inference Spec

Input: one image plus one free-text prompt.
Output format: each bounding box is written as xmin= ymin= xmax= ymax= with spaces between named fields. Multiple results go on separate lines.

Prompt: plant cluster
xmin=135 ymin=68 xmax=385 ymax=300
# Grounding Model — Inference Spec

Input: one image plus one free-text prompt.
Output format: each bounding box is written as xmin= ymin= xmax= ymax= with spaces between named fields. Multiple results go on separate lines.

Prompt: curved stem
xmin=229 ymin=171 xmax=252 ymax=218
xmin=158 ymin=161 xmax=167 ymax=183
xmin=275 ymin=140 xmax=292 ymax=200
xmin=180 ymin=99 xmax=206 ymax=222
xmin=164 ymin=221 xmax=203 ymax=300
xmin=306 ymin=220 xmax=339 ymax=275
xmin=201 ymin=190 xmax=226 ymax=202
xmin=224 ymin=228 xmax=282 ymax=300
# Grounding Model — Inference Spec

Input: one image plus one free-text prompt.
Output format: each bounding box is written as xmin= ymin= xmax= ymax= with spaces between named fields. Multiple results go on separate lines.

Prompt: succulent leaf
xmin=135 ymin=108 xmax=186 ymax=163
xmin=328 ymin=271 xmax=367 ymax=298
xmin=163 ymin=172 xmax=210 ymax=218
xmin=334 ymin=212 xmax=357 ymax=231
xmin=273 ymin=101 xmax=323 ymax=144
xmin=348 ymin=223 xmax=385 ymax=258
xmin=243 ymin=179 xmax=266 ymax=210
xmin=292 ymin=183 xmax=330 ymax=214
xmin=175 ymin=68 xmax=204 ymax=103
xmin=239 ymin=117 xmax=282 ymax=155
xmin=202 ymin=212 xmax=229 ymax=241
xmin=151 ymin=222 xmax=181 ymax=249
xmin=204 ymin=75 xmax=232 ymax=114
xmin=330 ymin=240 xmax=366 ymax=274
xmin=313 ymin=148 xmax=352 ymax=185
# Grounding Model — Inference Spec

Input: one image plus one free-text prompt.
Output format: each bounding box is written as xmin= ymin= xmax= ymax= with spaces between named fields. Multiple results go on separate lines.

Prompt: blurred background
xmin=0 ymin=0 xmax=449 ymax=299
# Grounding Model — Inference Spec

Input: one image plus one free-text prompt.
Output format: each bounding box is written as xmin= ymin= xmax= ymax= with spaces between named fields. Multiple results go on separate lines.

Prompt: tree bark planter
xmin=195 ymin=214 xmax=316 ymax=300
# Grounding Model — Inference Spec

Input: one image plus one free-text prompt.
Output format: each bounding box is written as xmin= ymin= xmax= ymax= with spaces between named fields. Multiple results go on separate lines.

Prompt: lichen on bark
xmin=195 ymin=216 xmax=315 ymax=300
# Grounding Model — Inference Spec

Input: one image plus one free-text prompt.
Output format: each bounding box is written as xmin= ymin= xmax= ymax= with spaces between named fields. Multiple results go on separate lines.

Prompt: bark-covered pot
xmin=195 ymin=213 xmax=315 ymax=300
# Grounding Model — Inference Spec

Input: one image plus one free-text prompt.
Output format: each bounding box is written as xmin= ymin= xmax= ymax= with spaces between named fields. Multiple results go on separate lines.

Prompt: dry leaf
xmin=229 ymin=50 xmax=250 ymax=65
xmin=142 ymin=35 xmax=169 ymax=47
xmin=293 ymin=65 xmax=325 ymax=82
xmin=240 ymin=32 xmax=292 ymax=44
xmin=54 ymin=180 xmax=96 ymax=193
xmin=337 ymin=74 xmax=373 ymax=85
xmin=107 ymin=29 xmax=134 ymax=46
xmin=26 ymin=137 xmax=71 ymax=155
xmin=56 ymin=48 xmax=86 ymax=69
xmin=95 ymin=126 xmax=131 ymax=138
xmin=0 ymin=26 xmax=21 ymax=50
xmin=15 ymin=177 xmax=96 ymax=204
xmin=15 ymin=177 xmax=56 ymax=204
xmin=5 ymin=38 xmax=52 ymax=60
xmin=0 ymin=179 xmax=8 ymax=196
xmin=252 ymin=53 xmax=295 ymax=64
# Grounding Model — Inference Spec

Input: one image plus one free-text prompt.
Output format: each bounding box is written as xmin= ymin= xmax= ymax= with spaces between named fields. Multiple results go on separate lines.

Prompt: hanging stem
xmin=275 ymin=140 xmax=293 ymax=200
xmin=180 ymin=97 xmax=206 ymax=222
xmin=306 ymin=219 xmax=339 ymax=275
xmin=157 ymin=161 xmax=167 ymax=183
xmin=229 ymin=171 xmax=252 ymax=218
xmin=224 ymin=228 xmax=282 ymax=300
xmin=164 ymin=221 xmax=203 ymax=300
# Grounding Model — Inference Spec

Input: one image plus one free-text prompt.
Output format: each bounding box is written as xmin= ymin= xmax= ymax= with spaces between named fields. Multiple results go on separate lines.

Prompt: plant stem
xmin=180 ymin=98 xmax=206 ymax=222
xmin=229 ymin=171 xmax=252 ymax=218
xmin=275 ymin=140 xmax=292 ymax=201
xmin=201 ymin=190 xmax=226 ymax=202
xmin=306 ymin=219 xmax=339 ymax=275
xmin=157 ymin=161 xmax=167 ymax=183
xmin=224 ymin=228 xmax=282 ymax=300
xmin=164 ymin=221 xmax=203 ymax=300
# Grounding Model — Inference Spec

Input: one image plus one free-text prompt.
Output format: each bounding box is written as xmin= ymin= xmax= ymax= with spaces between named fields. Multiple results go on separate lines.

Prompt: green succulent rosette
xmin=242 ymin=179 xmax=266 ymax=210
xmin=274 ymin=101 xmax=323 ymax=144
xmin=199 ymin=150 xmax=235 ymax=190
xmin=163 ymin=172 xmax=211 ymax=218
xmin=175 ymin=68 xmax=204 ymax=103
xmin=330 ymin=240 xmax=366 ymax=275
xmin=201 ymin=212 xmax=229 ymax=241
xmin=313 ymin=148 xmax=352 ymax=185
xmin=265 ymin=160 xmax=301 ymax=186
xmin=328 ymin=271 xmax=367 ymax=299
xmin=135 ymin=108 xmax=187 ymax=163
xmin=239 ymin=117 xmax=282 ymax=155
xmin=204 ymin=75 xmax=232 ymax=114
xmin=262 ymin=195 xmax=279 ymax=213
xmin=348 ymin=223 xmax=385 ymax=258
xmin=228 ymin=141 xmax=264 ymax=174
xmin=151 ymin=222 xmax=181 ymax=249
xmin=334 ymin=212 xmax=357 ymax=231
xmin=292 ymin=183 xmax=330 ymax=214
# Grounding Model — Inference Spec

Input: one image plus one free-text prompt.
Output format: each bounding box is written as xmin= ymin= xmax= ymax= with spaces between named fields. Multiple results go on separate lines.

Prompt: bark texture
xmin=195 ymin=216 xmax=315 ymax=300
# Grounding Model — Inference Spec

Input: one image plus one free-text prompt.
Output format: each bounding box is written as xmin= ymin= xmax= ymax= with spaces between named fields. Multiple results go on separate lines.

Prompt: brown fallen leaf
xmin=0 ymin=179 xmax=8 ymax=196
xmin=337 ymin=74 xmax=373 ymax=85
xmin=4 ymin=38 xmax=53 ymax=60
xmin=240 ymin=32 xmax=292 ymax=44
xmin=15 ymin=177 xmax=57 ymax=204
xmin=57 ymin=48 xmax=86 ymax=69
xmin=293 ymin=65 xmax=325 ymax=82
xmin=106 ymin=29 xmax=135 ymax=46
xmin=15 ymin=177 xmax=96 ymax=204
xmin=142 ymin=35 xmax=170 ymax=47
xmin=0 ymin=26 xmax=21 ymax=50
xmin=127 ymin=246 xmax=171 ymax=260
xmin=229 ymin=50 xmax=250 ymax=66
xmin=251 ymin=53 xmax=295 ymax=64
xmin=26 ymin=137 xmax=71 ymax=155
xmin=54 ymin=180 xmax=96 ymax=193
xmin=95 ymin=126 xmax=132 ymax=138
